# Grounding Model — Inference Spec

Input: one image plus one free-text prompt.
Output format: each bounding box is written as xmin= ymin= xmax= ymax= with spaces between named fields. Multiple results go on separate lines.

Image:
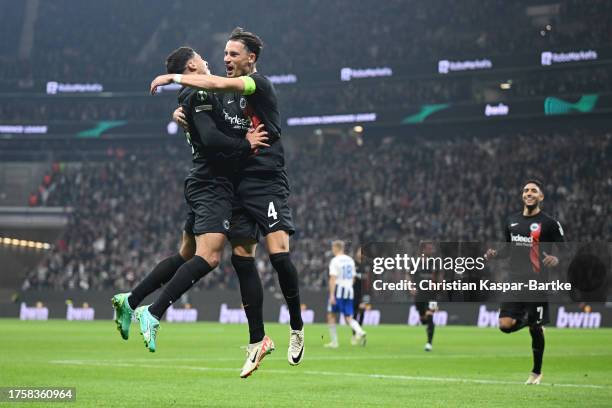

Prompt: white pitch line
xmin=49 ymin=360 xmax=610 ymax=389
xmin=47 ymin=351 xmax=612 ymax=363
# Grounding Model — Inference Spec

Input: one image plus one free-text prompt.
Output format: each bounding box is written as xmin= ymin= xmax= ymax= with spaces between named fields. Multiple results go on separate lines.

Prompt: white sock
xmin=348 ymin=319 xmax=364 ymax=336
xmin=328 ymin=324 xmax=338 ymax=343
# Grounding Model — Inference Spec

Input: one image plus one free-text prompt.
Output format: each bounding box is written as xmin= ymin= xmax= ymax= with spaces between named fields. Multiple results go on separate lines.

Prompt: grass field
xmin=1 ymin=319 xmax=611 ymax=407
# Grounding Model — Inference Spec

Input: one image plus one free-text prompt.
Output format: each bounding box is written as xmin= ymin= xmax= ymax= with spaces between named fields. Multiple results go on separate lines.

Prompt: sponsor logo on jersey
xmin=511 ymin=233 xmax=533 ymax=245
xmin=222 ymin=109 xmax=251 ymax=128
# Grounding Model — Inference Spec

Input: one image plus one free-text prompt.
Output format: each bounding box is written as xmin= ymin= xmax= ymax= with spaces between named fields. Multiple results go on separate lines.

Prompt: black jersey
xmin=178 ymin=87 xmax=250 ymax=177
xmin=222 ymin=72 xmax=285 ymax=173
xmin=502 ymin=211 xmax=565 ymax=278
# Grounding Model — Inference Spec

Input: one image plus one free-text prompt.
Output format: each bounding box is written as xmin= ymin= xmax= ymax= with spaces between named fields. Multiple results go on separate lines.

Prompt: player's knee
xmin=231 ymin=240 xmax=257 ymax=257
xmin=499 ymin=319 xmax=514 ymax=333
xmin=196 ymin=251 xmax=220 ymax=269
xmin=179 ymin=245 xmax=195 ymax=261
xmin=179 ymin=237 xmax=196 ymax=260
xmin=266 ymin=231 xmax=289 ymax=254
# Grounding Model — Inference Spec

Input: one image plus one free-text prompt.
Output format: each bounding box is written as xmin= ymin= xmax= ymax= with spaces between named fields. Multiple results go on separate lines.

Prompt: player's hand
xmin=484 ymin=248 xmax=497 ymax=260
xmin=173 ymin=106 xmax=189 ymax=131
xmin=329 ymin=296 xmax=336 ymax=306
xmin=150 ymin=74 xmax=175 ymax=95
xmin=542 ymin=252 xmax=559 ymax=267
xmin=246 ymin=124 xmax=269 ymax=151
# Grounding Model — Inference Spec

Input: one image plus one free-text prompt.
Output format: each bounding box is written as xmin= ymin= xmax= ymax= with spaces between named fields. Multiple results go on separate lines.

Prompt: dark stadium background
xmin=0 ymin=0 xmax=610 ymax=322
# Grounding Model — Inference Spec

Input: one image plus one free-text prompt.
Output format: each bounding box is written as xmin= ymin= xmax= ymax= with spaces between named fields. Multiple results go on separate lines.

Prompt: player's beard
xmin=525 ymin=202 xmax=539 ymax=212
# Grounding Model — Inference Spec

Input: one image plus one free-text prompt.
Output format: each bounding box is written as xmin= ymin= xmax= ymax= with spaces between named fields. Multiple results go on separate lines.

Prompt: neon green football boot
xmin=111 ymin=292 xmax=133 ymax=340
xmin=135 ymin=305 xmax=160 ymax=352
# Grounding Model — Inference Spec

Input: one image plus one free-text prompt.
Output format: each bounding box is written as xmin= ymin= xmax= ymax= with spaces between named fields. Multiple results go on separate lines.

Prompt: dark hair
xmin=524 ymin=178 xmax=544 ymax=192
xmin=166 ymin=46 xmax=195 ymax=74
xmin=229 ymin=27 xmax=263 ymax=61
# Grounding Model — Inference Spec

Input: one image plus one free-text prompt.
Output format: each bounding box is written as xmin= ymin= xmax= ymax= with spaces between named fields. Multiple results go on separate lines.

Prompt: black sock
xmin=128 ymin=253 xmax=186 ymax=309
xmin=426 ymin=314 xmax=435 ymax=344
xmin=232 ymin=255 xmax=265 ymax=344
xmin=270 ymin=252 xmax=303 ymax=330
xmin=148 ymin=256 xmax=213 ymax=319
xmin=530 ymin=325 xmax=545 ymax=374
xmin=358 ymin=308 xmax=365 ymax=326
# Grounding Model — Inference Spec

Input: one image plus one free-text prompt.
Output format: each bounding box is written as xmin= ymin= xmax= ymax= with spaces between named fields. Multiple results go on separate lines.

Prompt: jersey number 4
xmin=268 ymin=201 xmax=278 ymax=220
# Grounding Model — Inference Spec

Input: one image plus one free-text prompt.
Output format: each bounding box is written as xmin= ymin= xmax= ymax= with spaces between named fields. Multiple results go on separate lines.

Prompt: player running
xmin=485 ymin=179 xmax=565 ymax=385
xmin=411 ymin=241 xmax=438 ymax=352
xmin=151 ymin=28 xmax=305 ymax=373
xmin=112 ymin=46 xmax=273 ymax=377
xmin=325 ymin=240 xmax=366 ymax=348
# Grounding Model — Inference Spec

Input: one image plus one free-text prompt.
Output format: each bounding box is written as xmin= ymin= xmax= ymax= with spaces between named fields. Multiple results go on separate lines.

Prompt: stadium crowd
xmin=1 ymin=0 xmax=610 ymax=128
xmin=23 ymin=128 xmax=612 ymax=292
xmin=1 ymin=0 xmax=610 ymax=80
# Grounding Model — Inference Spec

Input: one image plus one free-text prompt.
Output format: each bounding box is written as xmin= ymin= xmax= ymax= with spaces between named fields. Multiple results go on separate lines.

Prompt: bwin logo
xmin=556 ymin=307 xmax=601 ymax=328
xmin=477 ymin=305 xmax=499 ymax=327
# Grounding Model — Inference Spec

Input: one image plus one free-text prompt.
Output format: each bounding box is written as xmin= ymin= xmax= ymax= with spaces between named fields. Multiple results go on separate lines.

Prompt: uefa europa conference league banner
xmin=3 ymin=93 xmax=612 ymax=138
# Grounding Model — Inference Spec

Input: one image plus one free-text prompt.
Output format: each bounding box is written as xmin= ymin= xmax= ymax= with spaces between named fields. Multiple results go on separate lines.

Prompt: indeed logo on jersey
xmin=223 ymin=109 xmax=251 ymax=129
xmin=511 ymin=233 xmax=533 ymax=246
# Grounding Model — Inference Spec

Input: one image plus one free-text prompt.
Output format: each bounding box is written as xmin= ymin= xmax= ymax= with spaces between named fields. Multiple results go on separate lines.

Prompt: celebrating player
xmin=325 ymin=240 xmax=366 ymax=348
xmin=151 ymin=28 xmax=305 ymax=374
xmin=111 ymin=46 xmax=272 ymax=375
xmin=485 ymin=179 xmax=565 ymax=385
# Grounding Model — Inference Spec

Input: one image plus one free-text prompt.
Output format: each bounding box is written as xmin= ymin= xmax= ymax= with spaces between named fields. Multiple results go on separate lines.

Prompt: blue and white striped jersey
xmin=329 ymin=254 xmax=356 ymax=300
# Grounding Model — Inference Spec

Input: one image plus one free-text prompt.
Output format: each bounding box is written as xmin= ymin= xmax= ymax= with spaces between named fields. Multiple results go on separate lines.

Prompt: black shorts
xmin=228 ymin=170 xmax=295 ymax=240
xmin=499 ymin=302 xmax=549 ymax=326
xmin=415 ymin=301 xmax=437 ymax=317
xmin=183 ymin=176 xmax=233 ymax=236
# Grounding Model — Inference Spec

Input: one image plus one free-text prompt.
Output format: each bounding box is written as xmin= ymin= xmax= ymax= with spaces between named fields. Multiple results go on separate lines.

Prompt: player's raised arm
xmin=151 ymin=73 xmax=255 ymax=95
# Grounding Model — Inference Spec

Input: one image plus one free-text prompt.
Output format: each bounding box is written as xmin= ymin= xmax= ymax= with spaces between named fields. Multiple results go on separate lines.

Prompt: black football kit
xmin=498 ymin=211 xmax=565 ymax=325
xmin=221 ymin=72 xmax=295 ymax=239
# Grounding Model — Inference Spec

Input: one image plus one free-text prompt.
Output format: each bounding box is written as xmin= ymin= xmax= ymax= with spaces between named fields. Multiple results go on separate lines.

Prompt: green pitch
xmin=1 ymin=319 xmax=611 ymax=407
